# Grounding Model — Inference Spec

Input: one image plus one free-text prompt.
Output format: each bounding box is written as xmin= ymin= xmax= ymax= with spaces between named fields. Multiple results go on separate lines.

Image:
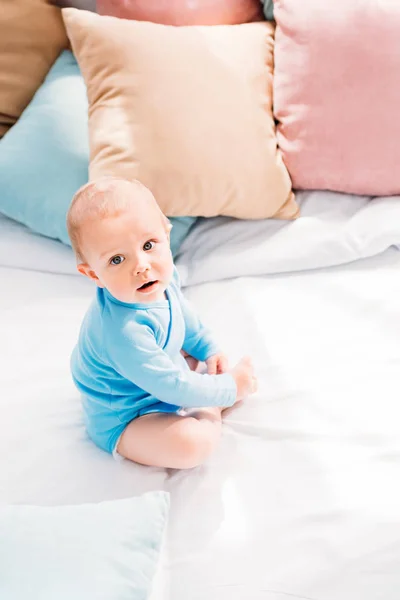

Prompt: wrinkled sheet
xmin=1 ymin=238 xmax=400 ymax=599
xmin=176 ymin=191 xmax=400 ymax=286
xmin=2 ymin=191 xmax=400 ymax=286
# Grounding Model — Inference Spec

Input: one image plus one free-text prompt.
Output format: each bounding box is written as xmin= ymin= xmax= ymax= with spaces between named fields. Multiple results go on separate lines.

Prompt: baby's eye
xmin=110 ymin=255 xmax=125 ymax=266
xmin=143 ymin=241 xmax=154 ymax=252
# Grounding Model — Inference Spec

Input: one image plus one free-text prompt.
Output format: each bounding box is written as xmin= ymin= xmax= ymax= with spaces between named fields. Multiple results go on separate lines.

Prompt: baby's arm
xmin=171 ymin=271 xmax=219 ymax=363
xmin=179 ymin=293 xmax=229 ymax=374
xmin=180 ymin=293 xmax=218 ymax=362
xmin=106 ymin=322 xmax=236 ymax=410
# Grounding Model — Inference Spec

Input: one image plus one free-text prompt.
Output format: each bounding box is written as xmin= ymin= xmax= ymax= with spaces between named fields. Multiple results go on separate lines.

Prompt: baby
xmin=67 ymin=177 xmax=257 ymax=469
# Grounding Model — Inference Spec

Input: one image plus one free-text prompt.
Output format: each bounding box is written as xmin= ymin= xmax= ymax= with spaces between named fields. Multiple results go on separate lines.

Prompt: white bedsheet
xmin=176 ymin=191 xmax=400 ymax=286
xmin=2 ymin=190 xmax=400 ymax=285
xmin=1 ymin=232 xmax=400 ymax=600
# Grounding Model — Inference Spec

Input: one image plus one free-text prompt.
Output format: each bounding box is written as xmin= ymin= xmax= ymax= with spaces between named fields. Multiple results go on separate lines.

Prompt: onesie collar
xmin=103 ymin=287 xmax=169 ymax=310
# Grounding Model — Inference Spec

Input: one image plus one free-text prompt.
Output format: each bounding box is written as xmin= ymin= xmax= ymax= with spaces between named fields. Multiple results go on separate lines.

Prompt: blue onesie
xmin=71 ymin=270 xmax=237 ymax=453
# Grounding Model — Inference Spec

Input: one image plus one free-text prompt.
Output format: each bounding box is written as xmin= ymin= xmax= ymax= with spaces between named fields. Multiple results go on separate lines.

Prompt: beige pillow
xmin=63 ymin=9 xmax=298 ymax=220
xmin=0 ymin=0 xmax=68 ymax=138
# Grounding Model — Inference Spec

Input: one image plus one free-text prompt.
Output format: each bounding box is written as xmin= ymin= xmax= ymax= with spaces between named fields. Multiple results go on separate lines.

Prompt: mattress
xmin=1 ymin=191 xmax=400 ymax=600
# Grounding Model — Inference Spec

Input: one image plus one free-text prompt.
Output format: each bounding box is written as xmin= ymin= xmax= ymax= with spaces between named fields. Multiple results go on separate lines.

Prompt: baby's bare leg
xmin=116 ymin=408 xmax=223 ymax=469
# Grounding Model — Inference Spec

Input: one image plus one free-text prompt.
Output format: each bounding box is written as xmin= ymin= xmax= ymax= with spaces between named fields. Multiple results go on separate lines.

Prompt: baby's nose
xmin=135 ymin=261 xmax=150 ymax=276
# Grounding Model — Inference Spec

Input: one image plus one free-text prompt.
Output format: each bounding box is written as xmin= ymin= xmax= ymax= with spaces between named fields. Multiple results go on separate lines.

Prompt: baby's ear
xmin=164 ymin=216 xmax=173 ymax=239
xmin=77 ymin=263 xmax=104 ymax=287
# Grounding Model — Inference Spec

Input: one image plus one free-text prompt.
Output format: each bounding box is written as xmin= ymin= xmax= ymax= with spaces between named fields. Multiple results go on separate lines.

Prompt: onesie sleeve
xmin=173 ymin=269 xmax=220 ymax=362
xmin=179 ymin=294 xmax=220 ymax=362
xmin=105 ymin=320 xmax=236 ymax=409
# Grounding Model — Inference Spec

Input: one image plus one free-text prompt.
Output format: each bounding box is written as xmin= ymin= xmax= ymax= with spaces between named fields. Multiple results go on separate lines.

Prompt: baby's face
xmin=78 ymin=204 xmax=174 ymax=304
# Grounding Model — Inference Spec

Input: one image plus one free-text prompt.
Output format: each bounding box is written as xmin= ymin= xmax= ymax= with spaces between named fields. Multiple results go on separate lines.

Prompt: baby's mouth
xmin=137 ymin=280 xmax=158 ymax=293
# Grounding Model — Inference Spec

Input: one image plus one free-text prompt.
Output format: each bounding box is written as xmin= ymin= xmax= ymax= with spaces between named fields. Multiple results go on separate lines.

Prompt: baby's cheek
xmin=104 ymin=271 xmax=123 ymax=294
xmin=114 ymin=275 xmax=129 ymax=294
xmin=164 ymin=261 xmax=175 ymax=282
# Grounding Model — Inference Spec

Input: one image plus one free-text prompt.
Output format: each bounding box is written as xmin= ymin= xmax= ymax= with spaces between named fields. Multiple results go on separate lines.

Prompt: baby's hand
xmin=206 ymin=353 xmax=229 ymax=375
xmin=231 ymin=357 xmax=257 ymax=401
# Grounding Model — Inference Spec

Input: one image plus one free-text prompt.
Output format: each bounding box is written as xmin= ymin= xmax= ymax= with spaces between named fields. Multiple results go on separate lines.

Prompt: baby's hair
xmin=67 ymin=176 xmax=170 ymax=263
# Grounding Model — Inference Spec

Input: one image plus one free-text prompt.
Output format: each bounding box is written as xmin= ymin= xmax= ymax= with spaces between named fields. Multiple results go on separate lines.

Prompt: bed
xmin=1 ymin=190 xmax=400 ymax=599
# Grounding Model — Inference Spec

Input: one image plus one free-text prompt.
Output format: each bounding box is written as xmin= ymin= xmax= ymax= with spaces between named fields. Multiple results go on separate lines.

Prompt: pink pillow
xmin=97 ymin=0 xmax=264 ymax=25
xmin=273 ymin=0 xmax=400 ymax=195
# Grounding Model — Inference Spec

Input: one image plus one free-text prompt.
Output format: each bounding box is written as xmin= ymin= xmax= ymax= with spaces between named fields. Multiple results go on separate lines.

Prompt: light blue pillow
xmin=261 ymin=0 xmax=274 ymax=20
xmin=0 ymin=492 xmax=169 ymax=600
xmin=0 ymin=51 xmax=196 ymax=257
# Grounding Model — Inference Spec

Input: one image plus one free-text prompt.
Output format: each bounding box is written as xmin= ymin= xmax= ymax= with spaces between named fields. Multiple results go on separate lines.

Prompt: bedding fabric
xmin=273 ymin=0 xmax=400 ymax=196
xmin=97 ymin=0 xmax=264 ymax=24
xmin=176 ymin=191 xmax=400 ymax=286
xmin=63 ymin=9 xmax=298 ymax=221
xmin=1 ymin=243 xmax=400 ymax=599
xmin=261 ymin=0 xmax=274 ymax=20
xmin=54 ymin=0 xmax=96 ymax=9
xmin=0 ymin=51 xmax=196 ymax=258
xmin=2 ymin=190 xmax=400 ymax=599
xmin=0 ymin=494 xmax=169 ymax=600
xmin=0 ymin=0 xmax=67 ymax=137
xmin=2 ymin=190 xmax=400 ymax=286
